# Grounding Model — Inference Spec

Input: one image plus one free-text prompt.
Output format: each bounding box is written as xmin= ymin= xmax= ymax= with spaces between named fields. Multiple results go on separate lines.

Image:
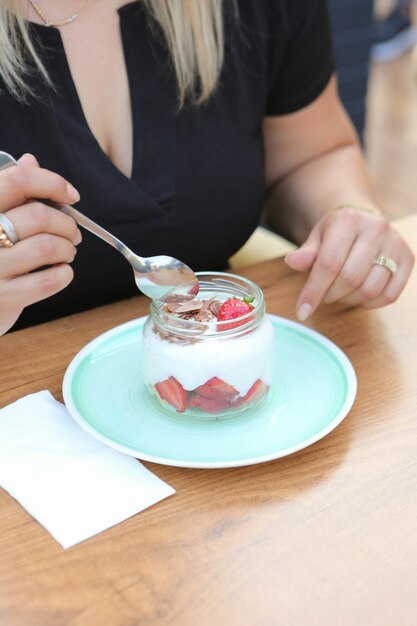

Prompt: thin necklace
xmin=28 ymin=0 xmax=93 ymax=27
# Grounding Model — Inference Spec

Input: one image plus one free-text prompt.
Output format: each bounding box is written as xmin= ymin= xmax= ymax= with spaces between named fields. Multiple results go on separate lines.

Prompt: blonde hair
xmin=0 ymin=0 xmax=226 ymax=107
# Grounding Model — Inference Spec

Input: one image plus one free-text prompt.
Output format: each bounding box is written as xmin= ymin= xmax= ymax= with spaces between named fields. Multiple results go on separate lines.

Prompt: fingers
xmin=334 ymin=252 xmax=395 ymax=308
xmin=285 ymin=228 xmax=321 ymax=272
xmin=292 ymin=210 xmax=414 ymax=319
xmin=5 ymin=202 xmax=82 ymax=245
xmin=17 ymin=153 xmax=40 ymax=168
xmin=322 ymin=239 xmax=387 ymax=305
xmin=0 ymin=163 xmax=80 ymax=209
xmin=0 ymin=264 xmax=74 ymax=310
xmin=294 ymin=225 xmax=356 ymax=321
xmin=323 ymin=218 xmax=391 ymax=304
xmin=335 ymin=231 xmax=413 ymax=308
xmin=0 ymin=156 xmax=80 ymax=330
xmin=0 ymin=233 xmax=77 ymax=279
xmin=343 ymin=246 xmax=414 ymax=309
xmin=338 ymin=265 xmax=391 ymax=307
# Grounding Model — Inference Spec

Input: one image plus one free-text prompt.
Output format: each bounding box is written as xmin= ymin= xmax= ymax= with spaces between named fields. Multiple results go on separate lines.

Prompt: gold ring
xmin=0 ymin=213 xmax=18 ymax=248
xmin=372 ymin=255 xmax=398 ymax=275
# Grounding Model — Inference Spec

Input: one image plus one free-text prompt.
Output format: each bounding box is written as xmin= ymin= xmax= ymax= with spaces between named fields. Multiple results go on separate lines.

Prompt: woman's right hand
xmin=0 ymin=154 xmax=82 ymax=336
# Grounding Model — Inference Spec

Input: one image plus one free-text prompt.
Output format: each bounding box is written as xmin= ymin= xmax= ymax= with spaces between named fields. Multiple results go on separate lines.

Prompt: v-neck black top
xmin=0 ymin=0 xmax=333 ymax=329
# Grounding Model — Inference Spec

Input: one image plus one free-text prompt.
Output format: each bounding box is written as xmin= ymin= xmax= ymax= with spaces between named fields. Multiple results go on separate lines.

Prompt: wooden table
xmin=1 ymin=215 xmax=417 ymax=626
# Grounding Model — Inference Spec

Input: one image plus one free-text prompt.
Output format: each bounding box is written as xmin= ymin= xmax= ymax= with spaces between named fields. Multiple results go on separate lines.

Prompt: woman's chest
xmin=55 ymin=2 xmax=133 ymax=177
xmin=2 ymin=3 xmax=275 ymax=225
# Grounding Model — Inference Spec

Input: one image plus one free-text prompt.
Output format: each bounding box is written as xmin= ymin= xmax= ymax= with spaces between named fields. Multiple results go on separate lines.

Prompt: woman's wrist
xmin=328 ymin=202 xmax=383 ymax=217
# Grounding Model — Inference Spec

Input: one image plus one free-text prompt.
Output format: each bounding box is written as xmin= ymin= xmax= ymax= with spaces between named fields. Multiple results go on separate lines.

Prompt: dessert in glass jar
xmin=142 ymin=272 xmax=275 ymax=417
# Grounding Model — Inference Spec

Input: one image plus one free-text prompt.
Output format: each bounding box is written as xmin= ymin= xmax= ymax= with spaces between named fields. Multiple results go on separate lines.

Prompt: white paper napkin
xmin=0 ymin=391 xmax=175 ymax=548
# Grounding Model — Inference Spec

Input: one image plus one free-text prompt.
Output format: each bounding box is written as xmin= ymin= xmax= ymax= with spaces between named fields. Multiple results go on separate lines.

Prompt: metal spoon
xmin=0 ymin=151 xmax=199 ymax=300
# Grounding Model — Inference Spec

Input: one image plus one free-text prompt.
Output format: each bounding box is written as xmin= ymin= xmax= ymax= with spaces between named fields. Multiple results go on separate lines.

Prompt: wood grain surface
xmin=1 ymin=216 xmax=417 ymax=626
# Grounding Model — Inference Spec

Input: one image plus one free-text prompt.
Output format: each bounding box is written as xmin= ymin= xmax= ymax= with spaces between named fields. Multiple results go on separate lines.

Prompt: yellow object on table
xmin=229 ymin=226 xmax=295 ymax=269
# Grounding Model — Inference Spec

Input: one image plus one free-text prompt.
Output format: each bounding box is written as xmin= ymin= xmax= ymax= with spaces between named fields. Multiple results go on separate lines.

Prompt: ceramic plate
xmin=63 ymin=315 xmax=357 ymax=468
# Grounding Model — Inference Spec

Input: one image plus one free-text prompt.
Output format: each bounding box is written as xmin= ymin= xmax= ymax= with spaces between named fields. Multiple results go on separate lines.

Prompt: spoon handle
xmin=48 ymin=200 xmax=134 ymax=258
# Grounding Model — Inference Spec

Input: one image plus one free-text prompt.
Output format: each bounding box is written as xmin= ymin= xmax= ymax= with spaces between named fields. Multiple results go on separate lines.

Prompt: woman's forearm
xmin=261 ymin=77 xmax=413 ymax=318
xmin=264 ymin=143 xmax=381 ymax=245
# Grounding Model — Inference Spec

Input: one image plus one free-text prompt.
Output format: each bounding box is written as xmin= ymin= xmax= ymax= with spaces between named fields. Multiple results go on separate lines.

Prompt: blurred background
xmin=329 ymin=0 xmax=417 ymax=220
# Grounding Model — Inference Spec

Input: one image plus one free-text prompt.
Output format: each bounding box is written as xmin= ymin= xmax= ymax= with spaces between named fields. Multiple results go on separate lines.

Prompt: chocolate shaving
xmin=152 ymin=324 xmax=198 ymax=345
xmin=175 ymin=299 xmax=203 ymax=313
xmin=178 ymin=312 xmax=196 ymax=320
xmin=208 ymin=300 xmax=222 ymax=317
xmin=162 ymin=296 xmax=223 ymax=324
xmin=194 ymin=309 xmax=216 ymax=322
xmin=200 ymin=298 xmax=215 ymax=310
xmin=165 ymin=302 xmax=182 ymax=313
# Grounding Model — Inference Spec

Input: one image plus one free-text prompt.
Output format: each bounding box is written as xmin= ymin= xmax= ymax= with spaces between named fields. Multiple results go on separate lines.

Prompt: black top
xmin=0 ymin=0 xmax=333 ymax=329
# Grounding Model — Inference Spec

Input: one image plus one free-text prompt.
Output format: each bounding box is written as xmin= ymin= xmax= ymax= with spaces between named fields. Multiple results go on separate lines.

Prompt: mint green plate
xmin=62 ymin=315 xmax=356 ymax=468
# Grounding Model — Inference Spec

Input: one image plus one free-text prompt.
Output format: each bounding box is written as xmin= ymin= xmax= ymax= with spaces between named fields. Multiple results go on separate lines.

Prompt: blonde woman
xmin=0 ymin=0 xmax=413 ymax=334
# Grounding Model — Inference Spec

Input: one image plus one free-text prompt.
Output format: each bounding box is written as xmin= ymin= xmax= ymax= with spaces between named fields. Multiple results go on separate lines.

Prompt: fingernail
xmin=285 ymin=247 xmax=300 ymax=264
xmin=66 ymin=183 xmax=80 ymax=203
xmin=297 ymin=303 xmax=312 ymax=321
xmin=18 ymin=153 xmax=38 ymax=165
xmin=75 ymin=229 xmax=82 ymax=245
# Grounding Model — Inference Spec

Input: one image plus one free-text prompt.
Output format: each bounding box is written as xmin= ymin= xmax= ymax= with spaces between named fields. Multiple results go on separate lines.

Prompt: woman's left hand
xmin=284 ymin=207 xmax=415 ymax=321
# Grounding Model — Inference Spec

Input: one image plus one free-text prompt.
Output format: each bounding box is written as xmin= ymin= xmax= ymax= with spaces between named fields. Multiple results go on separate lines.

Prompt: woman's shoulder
xmin=235 ymin=0 xmax=285 ymax=31
xmin=234 ymin=0 xmax=333 ymax=117
xmin=236 ymin=0 xmax=328 ymax=35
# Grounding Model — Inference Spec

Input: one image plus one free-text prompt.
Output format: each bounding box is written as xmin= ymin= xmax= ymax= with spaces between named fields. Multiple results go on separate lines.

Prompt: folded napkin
xmin=0 ymin=391 xmax=175 ymax=548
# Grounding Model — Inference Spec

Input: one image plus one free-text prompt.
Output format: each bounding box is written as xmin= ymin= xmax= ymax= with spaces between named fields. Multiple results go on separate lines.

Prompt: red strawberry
xmin=233 ymin=380 xmax=268 ymax=408
xmin=195 ymin=377 xmax=238 ymax=400
xmin=154 ymin=377 xmax=187 ymax=413
xmin=217 ymin=298 xmax=254 ymax=321
xmin=188 ymin=392 xmax=230 ymax=414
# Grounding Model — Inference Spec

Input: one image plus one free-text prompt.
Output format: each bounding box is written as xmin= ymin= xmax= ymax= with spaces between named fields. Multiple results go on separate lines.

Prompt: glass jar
xmin=142 ymin=272 xmax=275 ymax=418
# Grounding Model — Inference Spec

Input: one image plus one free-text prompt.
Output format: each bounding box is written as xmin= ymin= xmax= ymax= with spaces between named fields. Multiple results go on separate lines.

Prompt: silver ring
xmin=0 ymin=213 xmax=18 ymax=245
xmin=372 ymin=255 xmax=398 ymax=275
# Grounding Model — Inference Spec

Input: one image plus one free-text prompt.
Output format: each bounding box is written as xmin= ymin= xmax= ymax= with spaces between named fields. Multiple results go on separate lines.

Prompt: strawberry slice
xmin=217 ymin=298 xmax=254 ymax=321
xmin=233 ymin=379 xmax=268 ymax=408
xmin=154 ymin=377 xmax=187 ymax=413
xmin=217 ymin=298 xmax=254 ymax=330
xmin=188 ymin=393 xmax=230 ymax=414
xmin=195 ymin=377 xmax=238 ymax=400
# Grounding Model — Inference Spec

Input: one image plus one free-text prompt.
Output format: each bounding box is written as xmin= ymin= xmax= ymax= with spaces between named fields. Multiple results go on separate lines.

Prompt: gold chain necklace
xmin=28 ymin=0 xmax=93 ymax=27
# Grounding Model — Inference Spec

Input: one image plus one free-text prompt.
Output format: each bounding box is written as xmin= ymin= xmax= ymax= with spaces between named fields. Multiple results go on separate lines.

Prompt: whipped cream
xmin=142 ymin=315 xmax=275 ymax=395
